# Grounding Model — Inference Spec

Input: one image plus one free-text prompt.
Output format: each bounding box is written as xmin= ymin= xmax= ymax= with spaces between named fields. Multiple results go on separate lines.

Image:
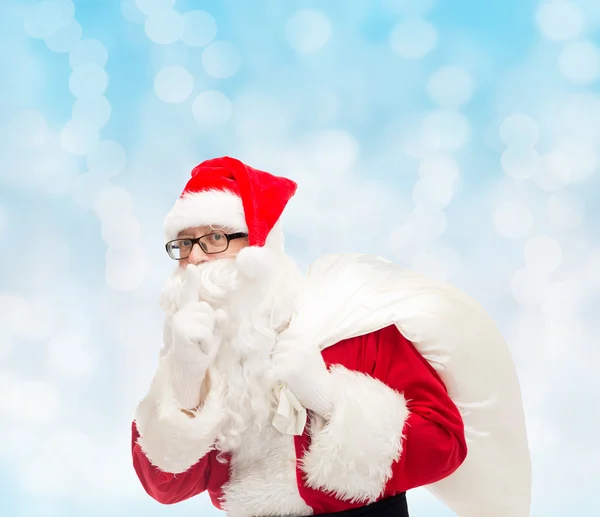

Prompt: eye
xmin=180 ymin=239 xmax=193 ymax=248
xmin=209 ymin=233 xmax=224 ymax=242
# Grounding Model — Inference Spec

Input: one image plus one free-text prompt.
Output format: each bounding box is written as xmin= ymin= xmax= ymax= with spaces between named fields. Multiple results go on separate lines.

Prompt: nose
xmin=187 ymin=242 xmax=210 ymax=265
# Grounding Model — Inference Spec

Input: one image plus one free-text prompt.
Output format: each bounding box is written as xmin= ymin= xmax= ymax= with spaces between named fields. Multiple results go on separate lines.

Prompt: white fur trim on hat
xmin=164 ymin=189 xmax=247 ymax=242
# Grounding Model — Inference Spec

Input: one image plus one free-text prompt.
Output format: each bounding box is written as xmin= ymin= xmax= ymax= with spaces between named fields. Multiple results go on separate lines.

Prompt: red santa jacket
xmin=132 ymin=324 xmax=467 ymax=514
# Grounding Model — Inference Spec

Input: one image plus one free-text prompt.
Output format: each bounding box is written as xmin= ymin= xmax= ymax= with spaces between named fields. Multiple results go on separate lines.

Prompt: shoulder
xmin=322 ymin=325 xmax=445 ymax=387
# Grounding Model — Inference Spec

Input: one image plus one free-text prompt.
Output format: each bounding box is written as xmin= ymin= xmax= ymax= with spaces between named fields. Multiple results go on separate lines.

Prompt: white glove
xmin=272 ymin=331 xmax=333 ymax=419
xmin=171 ymin=301 xmax=224 ymax=363
xmin=168 ymin=301 xmax=226 ymax=408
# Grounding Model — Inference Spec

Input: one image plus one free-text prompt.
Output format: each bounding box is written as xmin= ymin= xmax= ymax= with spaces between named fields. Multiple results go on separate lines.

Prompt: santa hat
xmin=164 ymin=157 xmax=297 ymax=267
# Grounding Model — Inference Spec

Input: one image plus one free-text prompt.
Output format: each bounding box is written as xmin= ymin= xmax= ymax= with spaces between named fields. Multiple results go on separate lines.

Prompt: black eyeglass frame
xmin=165 ymin=232 xmax=248 ymax=260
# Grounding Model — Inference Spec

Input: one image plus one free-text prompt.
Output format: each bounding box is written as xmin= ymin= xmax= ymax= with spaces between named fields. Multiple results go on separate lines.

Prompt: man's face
xmin=175 ymin=225 xmax=249 ymax=268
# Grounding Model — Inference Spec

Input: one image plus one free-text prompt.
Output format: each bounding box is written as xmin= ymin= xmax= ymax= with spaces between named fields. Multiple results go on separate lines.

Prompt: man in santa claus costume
xmin=131 ymin=157 xmax=532 ymax=517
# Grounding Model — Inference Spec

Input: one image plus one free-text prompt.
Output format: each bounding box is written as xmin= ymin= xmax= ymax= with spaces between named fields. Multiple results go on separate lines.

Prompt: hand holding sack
xmin=271 ymin=330 xmax=333 ymax=435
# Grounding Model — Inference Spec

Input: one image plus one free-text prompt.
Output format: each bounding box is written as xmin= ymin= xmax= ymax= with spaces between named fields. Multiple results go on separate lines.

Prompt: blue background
xmin=1 ymin=0 xmax=599 ymax=516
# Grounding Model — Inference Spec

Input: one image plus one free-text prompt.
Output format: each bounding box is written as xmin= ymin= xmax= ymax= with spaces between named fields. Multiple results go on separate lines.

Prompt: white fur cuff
xmin=134 ymin=358 xmax=225 ymax=474
xmin=300 ymin=366 xmax=409 ymax=503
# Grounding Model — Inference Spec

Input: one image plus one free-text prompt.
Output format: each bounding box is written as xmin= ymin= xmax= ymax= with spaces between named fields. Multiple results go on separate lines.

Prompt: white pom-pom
xmin=235 ymin=246 xmax=280 ymax=282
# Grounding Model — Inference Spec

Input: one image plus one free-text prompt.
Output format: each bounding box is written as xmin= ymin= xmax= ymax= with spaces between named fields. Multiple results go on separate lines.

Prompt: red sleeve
xmin=370 ymin=325 xmax=467 ymax=492
xmin=131 ymin=421 xmax=228 ymax=506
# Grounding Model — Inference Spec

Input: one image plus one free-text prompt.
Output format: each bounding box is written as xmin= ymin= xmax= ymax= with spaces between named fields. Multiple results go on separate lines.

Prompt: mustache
xmin=180 ymin=258 xmax=241 ymax=305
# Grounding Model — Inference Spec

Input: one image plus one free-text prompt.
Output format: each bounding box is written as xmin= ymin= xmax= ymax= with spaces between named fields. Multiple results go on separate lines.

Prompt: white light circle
xmin=121 ymin=0 xmax=146 ymax=24
xmin=154 ymin=65 xmax=194 ymax=103
xmin=60 ymin=120 xmax=99 ymax=156
xmin=48 ymin=332 xmax=94 ymax=377
xmin=87 ymin=141 xmax=127 ymax=177
xmin=71 ymin=172 xmax=110 ymax=209
xmin=418 ymin=154 xmax=460 ymax=183
xmin=69 ymin=39 xmax=108 ymax=68
xmin=69 ymin=64 xmax=109 ymax=99
xmin=145 ymin=9 xmax=184 ymax=44
xmin=524 ymin=236 xmax=563 ymax=273
xmin=406 ymin=207 xmax=448 ymax=242
xmin=102 ymin=216 xmax=142 ymax=247
xmin=536 ymin=1 xmax=585 ymax=41
xmin=135 ymin=0 xmax=174 ymax=16
xmin=561 ymin=93 xmax=600 ymax=141
xmin=24 ymin=0 xmax=75 ymax=39
xmin=501 ymin=147 xmax=540 ymax=180
xmin=534 ymin=153 xmax=572 ymax=191
xmin=554 ymin=139 xmax=597 ymax=182
xmin=72 ymin=96 xmax=112 ymax=129
xmin=547 ymin=191 xmax=586 ymax=228
xmin=182 ymin=10 xmax=217 ymax=47
xmin=382 ymin=0 xmax=437 ymax=16
xmin=192 ymin=90 xmax=232 ymax=127
xmin=93 ymin=185 xmax=134 ymax=222
xmin=308 ymin=130 xmax=359 ymax=175
xmin=202 ymin=41 xmax=242 ymax=78
xmin=285 ymin=9 xmax=332 ymax=54
xmin=10 ymin=110 xmax=48 ymax=149
xmin=390 ymin=18 xmax=437 ymax=59
xmin=510 ymin=268 xmax=550 ymax=305
xmin=499 ymin=113 xmax=540 ymax=147
xmin=32 ymin=142 xmax=81 ymax=195
xmin=420 ymin=110 xmax=471 ymax=151
xmin=412 ymin=176 xmax=454 ymax=209
xmin=494 ymin=200 xmax=534 ymax=239
xmin=44 ymin=20 xmax=82 ymax=53
xmin=578 ymin=0 xmax=600 ymax=28
xmin=105 ymin=248 xmax=149 ymax=291
xmin=427 ymin=66 xmax=474 ymax=108
xmin=12 ymin=381 xmax=61 ymax=423
xmin=558 ymin=41 xmax=600 ymax=84
xmin=541 ymin=281 xmax=584 ymax=320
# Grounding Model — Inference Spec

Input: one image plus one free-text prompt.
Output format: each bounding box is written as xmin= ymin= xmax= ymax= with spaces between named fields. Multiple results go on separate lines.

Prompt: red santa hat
xmin=164 ymin=156 xmax=297 ymax=252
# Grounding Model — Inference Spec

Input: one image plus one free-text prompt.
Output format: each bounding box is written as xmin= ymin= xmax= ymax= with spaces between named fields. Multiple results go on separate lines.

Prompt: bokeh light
xmin=69 ymin=64 xmax=109 ymax=99
xmin=145 ymin=9 xmax=184 ymax=44
xmin=192 ymin=90 xmax=233 ymax=128
xmin=285 ymin=9 xmax=332 ymax=54
xmin=202 ymin=41 xmax=242 ymax=78
xmin=524 ymin=236 xmax=563 ymax=273
xmin=547 ymin=191 xmax=586 ymax=228
xmin=494 ymin=200 xmax=534 ymax=238
xmin=536 ymin=1 xmax=585 ymax=41
xmin=87 ymin=140 xmax=127 ymax=177
xmin=24 ymin=0 xmax=75 ymax=39
xmin=181 ymin=10 xmax=217 ymax=47
xmin=558 ymin=41 xmax=600 ymax=84
xmin=153 ymin=65 xmax=194 ymax=102
xmin=427 ymin=66 xmax=474 ymax=108
xmin=135 ymin=0 xmax=175 ymax=17
xmin=69 ymin=39 xmax=108 ymax=68
xmin=389 ymin=18 xmax=437 ymax=59
xmin=44 ymin=20 xmax=82 ymax=53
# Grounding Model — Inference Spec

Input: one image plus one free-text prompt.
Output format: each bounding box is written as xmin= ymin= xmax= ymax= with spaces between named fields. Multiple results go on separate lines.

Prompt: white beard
xmin=159 ymin=252 xmax=303 ymax=453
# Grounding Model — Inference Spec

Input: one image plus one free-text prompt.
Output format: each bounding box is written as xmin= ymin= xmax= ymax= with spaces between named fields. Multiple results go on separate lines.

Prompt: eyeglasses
xmin=165 ymin=232 xmax=248 ymax=260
